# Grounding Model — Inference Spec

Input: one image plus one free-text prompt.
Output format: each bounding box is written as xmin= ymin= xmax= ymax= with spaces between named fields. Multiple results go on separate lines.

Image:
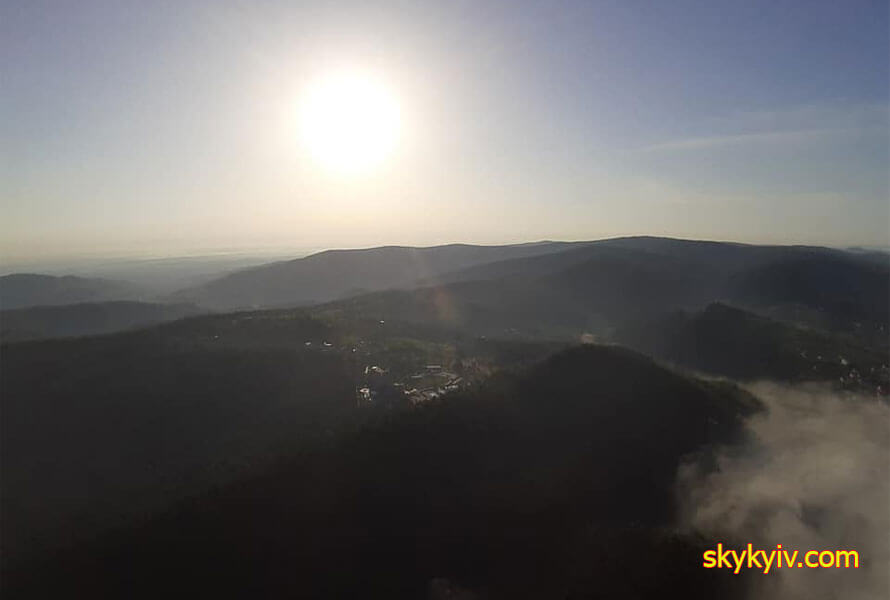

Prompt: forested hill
xmin=613 ymin=303 xmax=889 ymax=392
xmin=0 ymin=301 xmax=204 ymax=341
xmin=171 ymin=241 xmax=587 ymax=309
xmin=314 ymin=239 xmax=889 ymax=345
xmin=0 ymin=273 xmax=141 ymax=309
xmin=170 ymin=238 xmax=889 ymax=332
xmin=3 ymin=345 xmax=760 ymax=599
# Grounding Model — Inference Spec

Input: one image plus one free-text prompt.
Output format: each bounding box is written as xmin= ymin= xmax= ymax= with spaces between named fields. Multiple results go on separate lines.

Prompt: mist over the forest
xmin=678 ymin=383 xmax=889 ymax=600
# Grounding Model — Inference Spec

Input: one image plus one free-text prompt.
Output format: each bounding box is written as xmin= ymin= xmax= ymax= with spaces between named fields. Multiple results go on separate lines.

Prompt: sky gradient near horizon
xmin=2 ymin=0 xmax=888 ymax=261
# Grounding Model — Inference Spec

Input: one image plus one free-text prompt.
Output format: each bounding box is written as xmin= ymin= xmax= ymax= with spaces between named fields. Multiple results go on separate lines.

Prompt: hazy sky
xmin=2 ymin=0 xmax=888 ymax=260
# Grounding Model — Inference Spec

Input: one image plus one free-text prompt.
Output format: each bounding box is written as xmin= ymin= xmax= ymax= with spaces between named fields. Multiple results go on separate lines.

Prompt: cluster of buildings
xmin=400 ymin=365 xmax=463 ymax=405
xmin=356 ymin=364 xmax=463 ymax=406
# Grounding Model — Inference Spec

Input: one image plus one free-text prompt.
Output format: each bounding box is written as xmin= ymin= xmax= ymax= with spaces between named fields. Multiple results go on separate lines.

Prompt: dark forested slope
xmin=614 ymin=303 xmax=889 ymax=392
xmin=4 ymin=345 xmax=761 ymax=599
xmin=0 ymin=301 xmax=205 ymax=341
xmin=172 ymin=241 xmax=587 ymax=309
xmin=0 ymin=273 xmax=141 ymax=309
xmin=317 ymin=240 xmax=889 ymax=345
xmin=0 ymin=313 xmax=354 ymax=565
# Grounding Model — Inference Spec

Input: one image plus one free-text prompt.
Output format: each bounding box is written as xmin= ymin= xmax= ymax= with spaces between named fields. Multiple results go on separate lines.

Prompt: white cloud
xmin=638 ymin=127 xmax=862 ymax=153
xmin=637 ymin=103 xmax=888 ymax=153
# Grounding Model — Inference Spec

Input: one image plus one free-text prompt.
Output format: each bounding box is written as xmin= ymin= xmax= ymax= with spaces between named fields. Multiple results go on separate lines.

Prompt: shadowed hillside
xmin=0 ymin=314 xmax=353 ymax=565
xmin=3 ymin=345 xmax=760 ymax=599
xmin=312 ymin=239 xmax=889 ymax=341
xmin=614 ymin=303 xmax=889 ymax=392
xmin=0 ymin=306 xmax=566 ymax=567
xmin=0 ymin=301 xmax=205 ymax=341
xmin=0 ymin=274 xmax=141 ymax=309
xmin=728 ymin=251 xmax=890 ymax=337
xmin=172 ymin=241 xmax=588 ymax=310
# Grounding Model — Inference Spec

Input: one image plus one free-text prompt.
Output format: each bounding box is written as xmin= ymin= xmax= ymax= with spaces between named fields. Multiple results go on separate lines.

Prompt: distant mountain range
xmin=169 ymin=241 xmax=590 ymax=309
xmin=167 ymin=238 xmax=886 ymax=329
xmin=5 ymin=237 xmax=886 ymax=345
xmin=0 ymin=301 xmax=205 ymax=342
xmin=306 ymin=237 xmax=889 ymax=341
xmin=0 ymin=274 xmax=142 ymax=309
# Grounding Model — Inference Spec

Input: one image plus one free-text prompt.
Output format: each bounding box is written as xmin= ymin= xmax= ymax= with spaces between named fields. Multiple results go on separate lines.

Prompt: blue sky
xmin=2 ymin=0 xmax=887 ymax=260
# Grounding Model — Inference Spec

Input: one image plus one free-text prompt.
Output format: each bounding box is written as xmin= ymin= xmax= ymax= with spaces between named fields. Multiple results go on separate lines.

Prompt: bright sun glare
xmin=299 ymin=71 xmax=401 ymax=173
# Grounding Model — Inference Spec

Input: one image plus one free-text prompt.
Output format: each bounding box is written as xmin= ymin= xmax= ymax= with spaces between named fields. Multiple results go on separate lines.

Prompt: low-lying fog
xmin=679 ymin=383 xmax=889 ymax=600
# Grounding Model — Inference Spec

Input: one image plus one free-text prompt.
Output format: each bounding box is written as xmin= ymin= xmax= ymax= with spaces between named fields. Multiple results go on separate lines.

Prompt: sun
xmin=299 ymin=70 xmax=401 ymax=173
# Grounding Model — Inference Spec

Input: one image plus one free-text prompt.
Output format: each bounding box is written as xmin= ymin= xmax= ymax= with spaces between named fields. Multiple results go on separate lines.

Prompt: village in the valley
xmin=296 ymin=318 xmax=506 ymax=408
xmin=357 ymin=362 xmax=464 ymax=406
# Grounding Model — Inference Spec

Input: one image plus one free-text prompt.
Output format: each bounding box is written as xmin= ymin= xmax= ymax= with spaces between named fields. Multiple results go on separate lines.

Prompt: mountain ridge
xmin=168 ymin=237 xmax=879 ymax=315
xmin=0 ymin=273 xmax=143 ymax=309
xmin=0 ymin=301 xmax=206 ymax=342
